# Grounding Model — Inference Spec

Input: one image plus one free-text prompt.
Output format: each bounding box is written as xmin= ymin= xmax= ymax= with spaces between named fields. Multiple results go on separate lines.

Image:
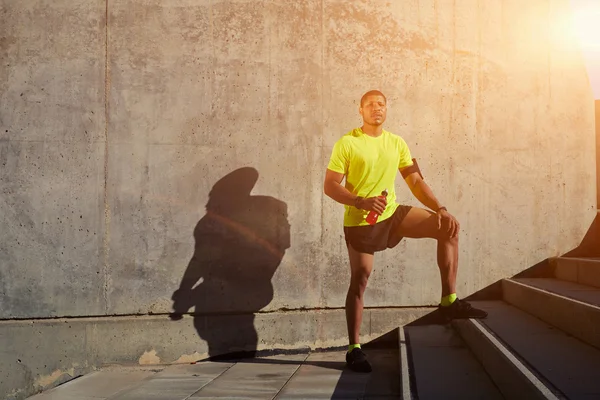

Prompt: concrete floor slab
xmin=28 ymin=395 xmax=101 ymax=400
xmin=111 ymin=378 xmax=216 ymax=400
xmin=275 ymin=349 xmax=399 ymax=399
xmin=27 ymin=370 xmax=158 ymax=400
xmin=190 ymin=353 xmax=308 ymax=399
xmin=109 ymin=362 xmax=235 ymax=400
xmin=274 ymin=351 xmax=363 ymax=399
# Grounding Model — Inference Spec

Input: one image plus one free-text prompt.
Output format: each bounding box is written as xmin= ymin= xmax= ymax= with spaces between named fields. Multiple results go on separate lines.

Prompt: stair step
xmin=274 ymin=349 xmax=399 ymax=399
xmin=502 ymin=278 xmax=600 ymax=349
xmin=553 ymin=257 xmax=600 ymax=288
xmin=472 ymin=301 xmax=600 ymax=399
xmin=455 ymin=301 xmax=600 ymax=399
xmin=399 ymin=327 xmax=412 ymax=399
xmin=452 ymin=316 xmax=557 ymax=399
xmin=405 ymin=325 xmax=503 ymax=400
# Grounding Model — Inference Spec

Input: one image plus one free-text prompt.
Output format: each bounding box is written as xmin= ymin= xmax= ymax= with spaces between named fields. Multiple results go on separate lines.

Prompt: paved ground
xmin=27 ymin=349 xmax=401 ymax=399
xmin=26 ymin=323 xmax=519 ymax=399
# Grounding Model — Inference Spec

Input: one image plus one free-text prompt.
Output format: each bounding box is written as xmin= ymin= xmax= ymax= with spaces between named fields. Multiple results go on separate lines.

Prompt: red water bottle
xmin=366 ymin=189 xmax=388 ymax=225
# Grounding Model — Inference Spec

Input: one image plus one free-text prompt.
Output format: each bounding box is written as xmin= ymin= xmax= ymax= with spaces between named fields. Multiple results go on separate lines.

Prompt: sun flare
xmin=571 ymin=3 xmax=600 ymax=52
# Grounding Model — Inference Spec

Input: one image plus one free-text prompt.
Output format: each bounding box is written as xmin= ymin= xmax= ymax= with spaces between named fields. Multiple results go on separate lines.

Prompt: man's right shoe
xmin=438 ymin=298 xmax=488 ymax=322
xmin=345 ymin=348 xmax=372 ymax=373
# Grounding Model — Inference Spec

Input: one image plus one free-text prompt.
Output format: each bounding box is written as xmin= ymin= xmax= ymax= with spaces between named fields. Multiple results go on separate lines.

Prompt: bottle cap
xmin=382 ymin=188 xmax=388 ymax=196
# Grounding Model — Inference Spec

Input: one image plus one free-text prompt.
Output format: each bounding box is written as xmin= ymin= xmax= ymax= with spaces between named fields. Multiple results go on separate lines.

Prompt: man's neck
xmin=360 ymin=124 xmax=383 ymax=137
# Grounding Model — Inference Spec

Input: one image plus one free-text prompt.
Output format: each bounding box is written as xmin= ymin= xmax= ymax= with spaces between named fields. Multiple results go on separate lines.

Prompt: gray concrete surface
xmin=26 ymin=350 xmax=400 ymax=399
xmin=1 ymin=0 xmax=598 ymax=398
xmin=398 ymin=328 xmax=411 ymax=400
xmin=511 ymin=277 xmax=600 ymax=307
xmin=503 ymin=278 xmax=600 ymax=349
xmin=1 ymin=0 xmax=595 ymax=319
xmin=475 ymin=300 xmax=600 ymax=400
xmin=452 ymin=305 xmax=558 ymax=400
xmin=596 ymin=100 xmax=599 ymax=208
xmin=112 ymin=361 xmax=242 ymax=400
xmin=1 ymin=308 xmax=428 ymax=399
xmin=405 ymin=325 xmax=503 ymax=400
xmin=190 ymin=354 xmax=307 ymax=399
xmin=1 ymin=0 xmax=107 ymax=319
xmin=275 ymin=350 xmax=400 ymax=399
xmin=27 ymin=369 xmax=160 ymax=400
xmin=554 ymin=257 xmax=600 ymax=288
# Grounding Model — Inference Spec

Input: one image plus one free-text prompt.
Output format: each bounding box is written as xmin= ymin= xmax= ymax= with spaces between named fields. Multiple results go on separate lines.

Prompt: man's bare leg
xmin=345 ymin=243 xmax=374 ymax=345
xmin=396 ymin=207 xmax=457 ymax=296
xmin=396 ymin=207 xmax=487 ymax=319
xmin=344 ymin=242 xmax=374 ymax=372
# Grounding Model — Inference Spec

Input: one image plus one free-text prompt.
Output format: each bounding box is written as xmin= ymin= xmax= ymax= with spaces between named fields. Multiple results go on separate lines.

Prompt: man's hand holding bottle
xmin=355 ymin=189 xmax=388 ymax=225
xmin=356 ymin=195 xmax=387 ymax=214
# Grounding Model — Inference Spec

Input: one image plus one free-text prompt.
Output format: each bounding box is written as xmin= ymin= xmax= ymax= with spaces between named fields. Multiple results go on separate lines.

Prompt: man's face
xmin=359 ymin=95 xmax=387 ymax=126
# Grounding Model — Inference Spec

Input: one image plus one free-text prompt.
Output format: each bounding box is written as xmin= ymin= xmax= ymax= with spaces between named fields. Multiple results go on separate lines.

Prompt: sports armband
xmin=400 ymin=158 xmax=424 ymax=179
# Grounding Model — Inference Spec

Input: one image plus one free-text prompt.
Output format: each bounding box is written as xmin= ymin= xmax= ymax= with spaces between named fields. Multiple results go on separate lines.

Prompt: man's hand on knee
xmin=437 ymin=209 xmax=460 ymax=238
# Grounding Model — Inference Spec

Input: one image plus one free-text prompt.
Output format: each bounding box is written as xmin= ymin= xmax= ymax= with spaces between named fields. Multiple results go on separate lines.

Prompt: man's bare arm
xmin=402 ymin=168 xmax=459 ymax=237
xmin=324 ymin=169 xmax=387 ymax=214
xmin=402 ymin=169 xmax=443 ymax=212
xmin=323 ymin=169 xmax=357 ymax=206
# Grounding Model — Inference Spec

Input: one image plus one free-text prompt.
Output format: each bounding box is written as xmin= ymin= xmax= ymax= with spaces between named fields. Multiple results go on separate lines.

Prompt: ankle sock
xmin=440 ymin=293 xmax=457 ymax=307
xmin=348 ymin=344 xmax=361 ymax=353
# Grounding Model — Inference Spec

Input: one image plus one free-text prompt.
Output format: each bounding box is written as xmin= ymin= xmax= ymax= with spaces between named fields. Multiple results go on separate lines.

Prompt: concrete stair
xmin=552 ymin=257 xmax=600 ymax=289
xmin=26 ymin=257 xmax=600 ymax=399
xmin=442 ymin=256 xmax=600 ymax=400
xmin=402 ymin=325 xmax=504 ymax=399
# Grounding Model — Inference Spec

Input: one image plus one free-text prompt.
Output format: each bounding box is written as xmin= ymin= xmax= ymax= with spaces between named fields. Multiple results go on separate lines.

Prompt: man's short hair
xmin=360 ymin=90 xmax=387 ymax=107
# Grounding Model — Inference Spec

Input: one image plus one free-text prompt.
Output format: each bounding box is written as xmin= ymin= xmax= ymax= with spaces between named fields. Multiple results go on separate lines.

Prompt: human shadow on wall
xmin=169 ymin=167 xmax=291 ymax=359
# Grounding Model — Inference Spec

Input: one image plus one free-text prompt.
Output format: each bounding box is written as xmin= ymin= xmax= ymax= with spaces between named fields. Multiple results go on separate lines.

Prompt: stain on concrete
xmin=138 ymin=349 xmax=161 ymax=365
xmin=34 ymin=367 xmax=76 ymax=389
xmin=174 ymin=352 xmax=205 ymax=364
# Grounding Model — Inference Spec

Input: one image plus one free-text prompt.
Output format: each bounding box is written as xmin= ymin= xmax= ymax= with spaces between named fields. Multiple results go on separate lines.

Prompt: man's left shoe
xmin=438 ymin=298 xmax=488 ymax=321
xmin=345 ymin=348 xmax=372 ymax=373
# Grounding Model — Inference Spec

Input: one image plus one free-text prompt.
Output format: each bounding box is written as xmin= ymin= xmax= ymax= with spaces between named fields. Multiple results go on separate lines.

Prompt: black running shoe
xmin=438 ymin=298 xmax=488 ymax=321
xmin=345 ymin=348 xmax=372 ymax=373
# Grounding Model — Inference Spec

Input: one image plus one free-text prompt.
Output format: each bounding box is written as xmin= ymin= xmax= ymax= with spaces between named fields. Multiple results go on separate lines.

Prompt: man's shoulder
xmin=334 ymin=128 xmax=361 ymax=145
xmin=344 ymin=128 xmax=363 ymax=139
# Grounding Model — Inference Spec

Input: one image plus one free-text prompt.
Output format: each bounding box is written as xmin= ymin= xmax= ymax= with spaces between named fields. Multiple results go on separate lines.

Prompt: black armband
xmin=400 ymin=158 xmax=424 ymax=179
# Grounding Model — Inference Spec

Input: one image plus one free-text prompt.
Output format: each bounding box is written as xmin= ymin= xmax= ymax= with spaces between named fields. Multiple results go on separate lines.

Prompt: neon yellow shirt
xmin=327 ymin=128 xmax=413 ymax=227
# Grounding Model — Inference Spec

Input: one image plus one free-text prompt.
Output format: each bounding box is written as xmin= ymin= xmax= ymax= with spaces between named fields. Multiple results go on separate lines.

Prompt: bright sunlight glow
xmin=571 ymin=4 xmax=600 ymax=52
xmin=569 ymin=0 xmax=600 ymax=98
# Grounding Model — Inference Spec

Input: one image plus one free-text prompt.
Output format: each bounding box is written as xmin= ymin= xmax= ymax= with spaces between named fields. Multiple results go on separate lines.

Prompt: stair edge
xmin=453 ymin=318 xmax=560 ymax=400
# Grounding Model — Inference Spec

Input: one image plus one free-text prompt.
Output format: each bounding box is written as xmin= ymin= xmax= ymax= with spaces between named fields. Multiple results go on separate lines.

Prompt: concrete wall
xmin=596 ymin=100 xmax=599 ymax=209
xmin=0 ymin=0 xmax=597 ymax=398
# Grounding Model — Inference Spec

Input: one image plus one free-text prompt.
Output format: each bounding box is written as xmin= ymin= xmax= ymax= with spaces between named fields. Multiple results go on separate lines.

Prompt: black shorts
xmin=343 ymin=205 xmax=413 ymax=254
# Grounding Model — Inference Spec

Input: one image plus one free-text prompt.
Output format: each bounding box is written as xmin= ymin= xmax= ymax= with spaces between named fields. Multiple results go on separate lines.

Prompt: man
xmin=324 ymin=90 xmax=487 ymax=373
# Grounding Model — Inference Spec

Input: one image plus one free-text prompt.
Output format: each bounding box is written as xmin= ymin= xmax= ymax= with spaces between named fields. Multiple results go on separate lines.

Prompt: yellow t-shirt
xmin=327 ymin=128 xmax=413 ymax=227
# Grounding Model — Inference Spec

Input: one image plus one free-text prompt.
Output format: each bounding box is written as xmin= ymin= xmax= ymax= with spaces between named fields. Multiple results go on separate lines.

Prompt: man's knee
xmin=437 ymin=228 xmax=459 ymax=244
xmin=349 ymin=268 xmax=371 ymax=293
